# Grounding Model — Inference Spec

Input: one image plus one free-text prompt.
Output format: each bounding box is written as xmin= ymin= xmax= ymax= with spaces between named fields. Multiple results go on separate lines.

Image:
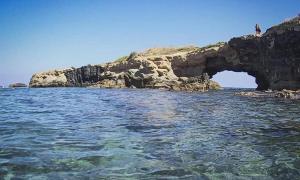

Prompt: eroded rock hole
xmin=211 ymin=71 xmax=258 ymax=89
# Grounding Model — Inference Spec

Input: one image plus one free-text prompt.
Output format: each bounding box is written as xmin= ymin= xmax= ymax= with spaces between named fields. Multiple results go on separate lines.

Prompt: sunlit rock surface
xmin=30 ymin=47 xmax=221 ymax=91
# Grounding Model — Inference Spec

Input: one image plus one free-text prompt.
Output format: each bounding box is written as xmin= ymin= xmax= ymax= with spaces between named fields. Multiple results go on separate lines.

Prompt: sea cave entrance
xmin=211 ymin=71 xmax=258 ymax=89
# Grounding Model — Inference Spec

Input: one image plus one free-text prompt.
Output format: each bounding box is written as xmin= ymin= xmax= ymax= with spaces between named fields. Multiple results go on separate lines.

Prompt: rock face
xmin=30 ymin=17 xmax=300 ymax=90
xmin=9 ymin=83 xmax=27 ymax=88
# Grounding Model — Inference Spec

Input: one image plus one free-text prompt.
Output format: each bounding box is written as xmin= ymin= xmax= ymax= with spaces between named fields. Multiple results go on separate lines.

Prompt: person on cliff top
xmin=255 ymin=24 xmax=261 ymax=37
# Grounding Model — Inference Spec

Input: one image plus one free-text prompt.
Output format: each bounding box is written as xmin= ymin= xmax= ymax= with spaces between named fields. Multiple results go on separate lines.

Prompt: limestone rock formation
xmin=30 ymin=16 xmax=300 ymax=91
xmin=30 ymin=46 xmax=221 ymax=91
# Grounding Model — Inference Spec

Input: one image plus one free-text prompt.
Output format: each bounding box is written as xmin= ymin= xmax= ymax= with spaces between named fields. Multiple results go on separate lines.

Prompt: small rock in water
xmin=9 ymin=83 xmax=27 ymax=88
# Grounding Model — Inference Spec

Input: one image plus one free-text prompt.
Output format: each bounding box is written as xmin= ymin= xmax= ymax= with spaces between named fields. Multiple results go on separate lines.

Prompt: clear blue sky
xmin=0 ymin=0 xmax=299 ymax=87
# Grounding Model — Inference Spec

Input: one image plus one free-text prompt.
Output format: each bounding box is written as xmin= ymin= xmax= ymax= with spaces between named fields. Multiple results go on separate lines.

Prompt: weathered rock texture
xmin=30 ymin=17 xmax=300 ymax=90
xmin=30 ymin=47 xmax=221 ymax=91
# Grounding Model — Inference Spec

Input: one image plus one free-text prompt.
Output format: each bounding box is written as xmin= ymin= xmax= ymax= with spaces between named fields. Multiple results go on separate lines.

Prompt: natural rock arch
xmin=211 ymin=71 xmax=258 ymax=88
xmin=169 ymin=40 xmax=273 ymax=90
xmin=208 ymin=70 xmax=269 ymax=90
xmin=30 ymin=17 xmax=300 ymax=91
xmin=203 ymin=58 xmax=270 ymax=90
xmin=172 ymin=56 xmax=271 ymax=90
xmin=171 ymin=22 xmax=300 ymax=91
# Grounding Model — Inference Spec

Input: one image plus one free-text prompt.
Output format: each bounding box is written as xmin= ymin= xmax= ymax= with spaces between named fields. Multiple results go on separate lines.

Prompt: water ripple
xmin=0 ymin=88 xmax=300 ymax=179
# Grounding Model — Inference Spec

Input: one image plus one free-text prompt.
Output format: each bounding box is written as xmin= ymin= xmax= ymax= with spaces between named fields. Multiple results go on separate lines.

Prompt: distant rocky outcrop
xmin=9 ymin=83 xmax=27 ymax=88
xmin=236 ymin=89 xmax=300 ymax=100
xmin=30 ymin=16 xmax=300 ymax=91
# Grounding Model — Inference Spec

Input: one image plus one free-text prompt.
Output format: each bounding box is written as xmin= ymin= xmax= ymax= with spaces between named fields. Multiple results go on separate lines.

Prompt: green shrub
xmin=128 ymin=52 xmax=137 ymax=59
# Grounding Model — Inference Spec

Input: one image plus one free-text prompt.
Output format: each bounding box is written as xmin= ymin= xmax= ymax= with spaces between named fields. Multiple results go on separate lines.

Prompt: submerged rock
xmin=30 ymin=16 xmax=300 ymax=91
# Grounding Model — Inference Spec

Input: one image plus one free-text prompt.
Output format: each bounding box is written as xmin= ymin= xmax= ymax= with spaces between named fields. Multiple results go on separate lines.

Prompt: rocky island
xmin=9 ymin=83 xmax=27 ymax=88
xmin=30 ymin=17 xmax=300 ymax=94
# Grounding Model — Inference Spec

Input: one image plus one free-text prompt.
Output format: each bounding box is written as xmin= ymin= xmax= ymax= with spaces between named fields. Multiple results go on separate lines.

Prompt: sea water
xmin=0 ymin=88 xmax=300 ymax=179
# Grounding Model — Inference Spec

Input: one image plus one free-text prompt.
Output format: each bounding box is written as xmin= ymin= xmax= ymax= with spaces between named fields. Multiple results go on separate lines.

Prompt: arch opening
xmin=211 ymin=71 xmax=258 ymax=89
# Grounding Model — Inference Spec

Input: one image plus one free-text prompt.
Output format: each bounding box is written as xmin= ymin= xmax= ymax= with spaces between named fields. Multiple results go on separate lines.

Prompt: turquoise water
xmin=0 ymin=88 xmax=300 ymax=179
